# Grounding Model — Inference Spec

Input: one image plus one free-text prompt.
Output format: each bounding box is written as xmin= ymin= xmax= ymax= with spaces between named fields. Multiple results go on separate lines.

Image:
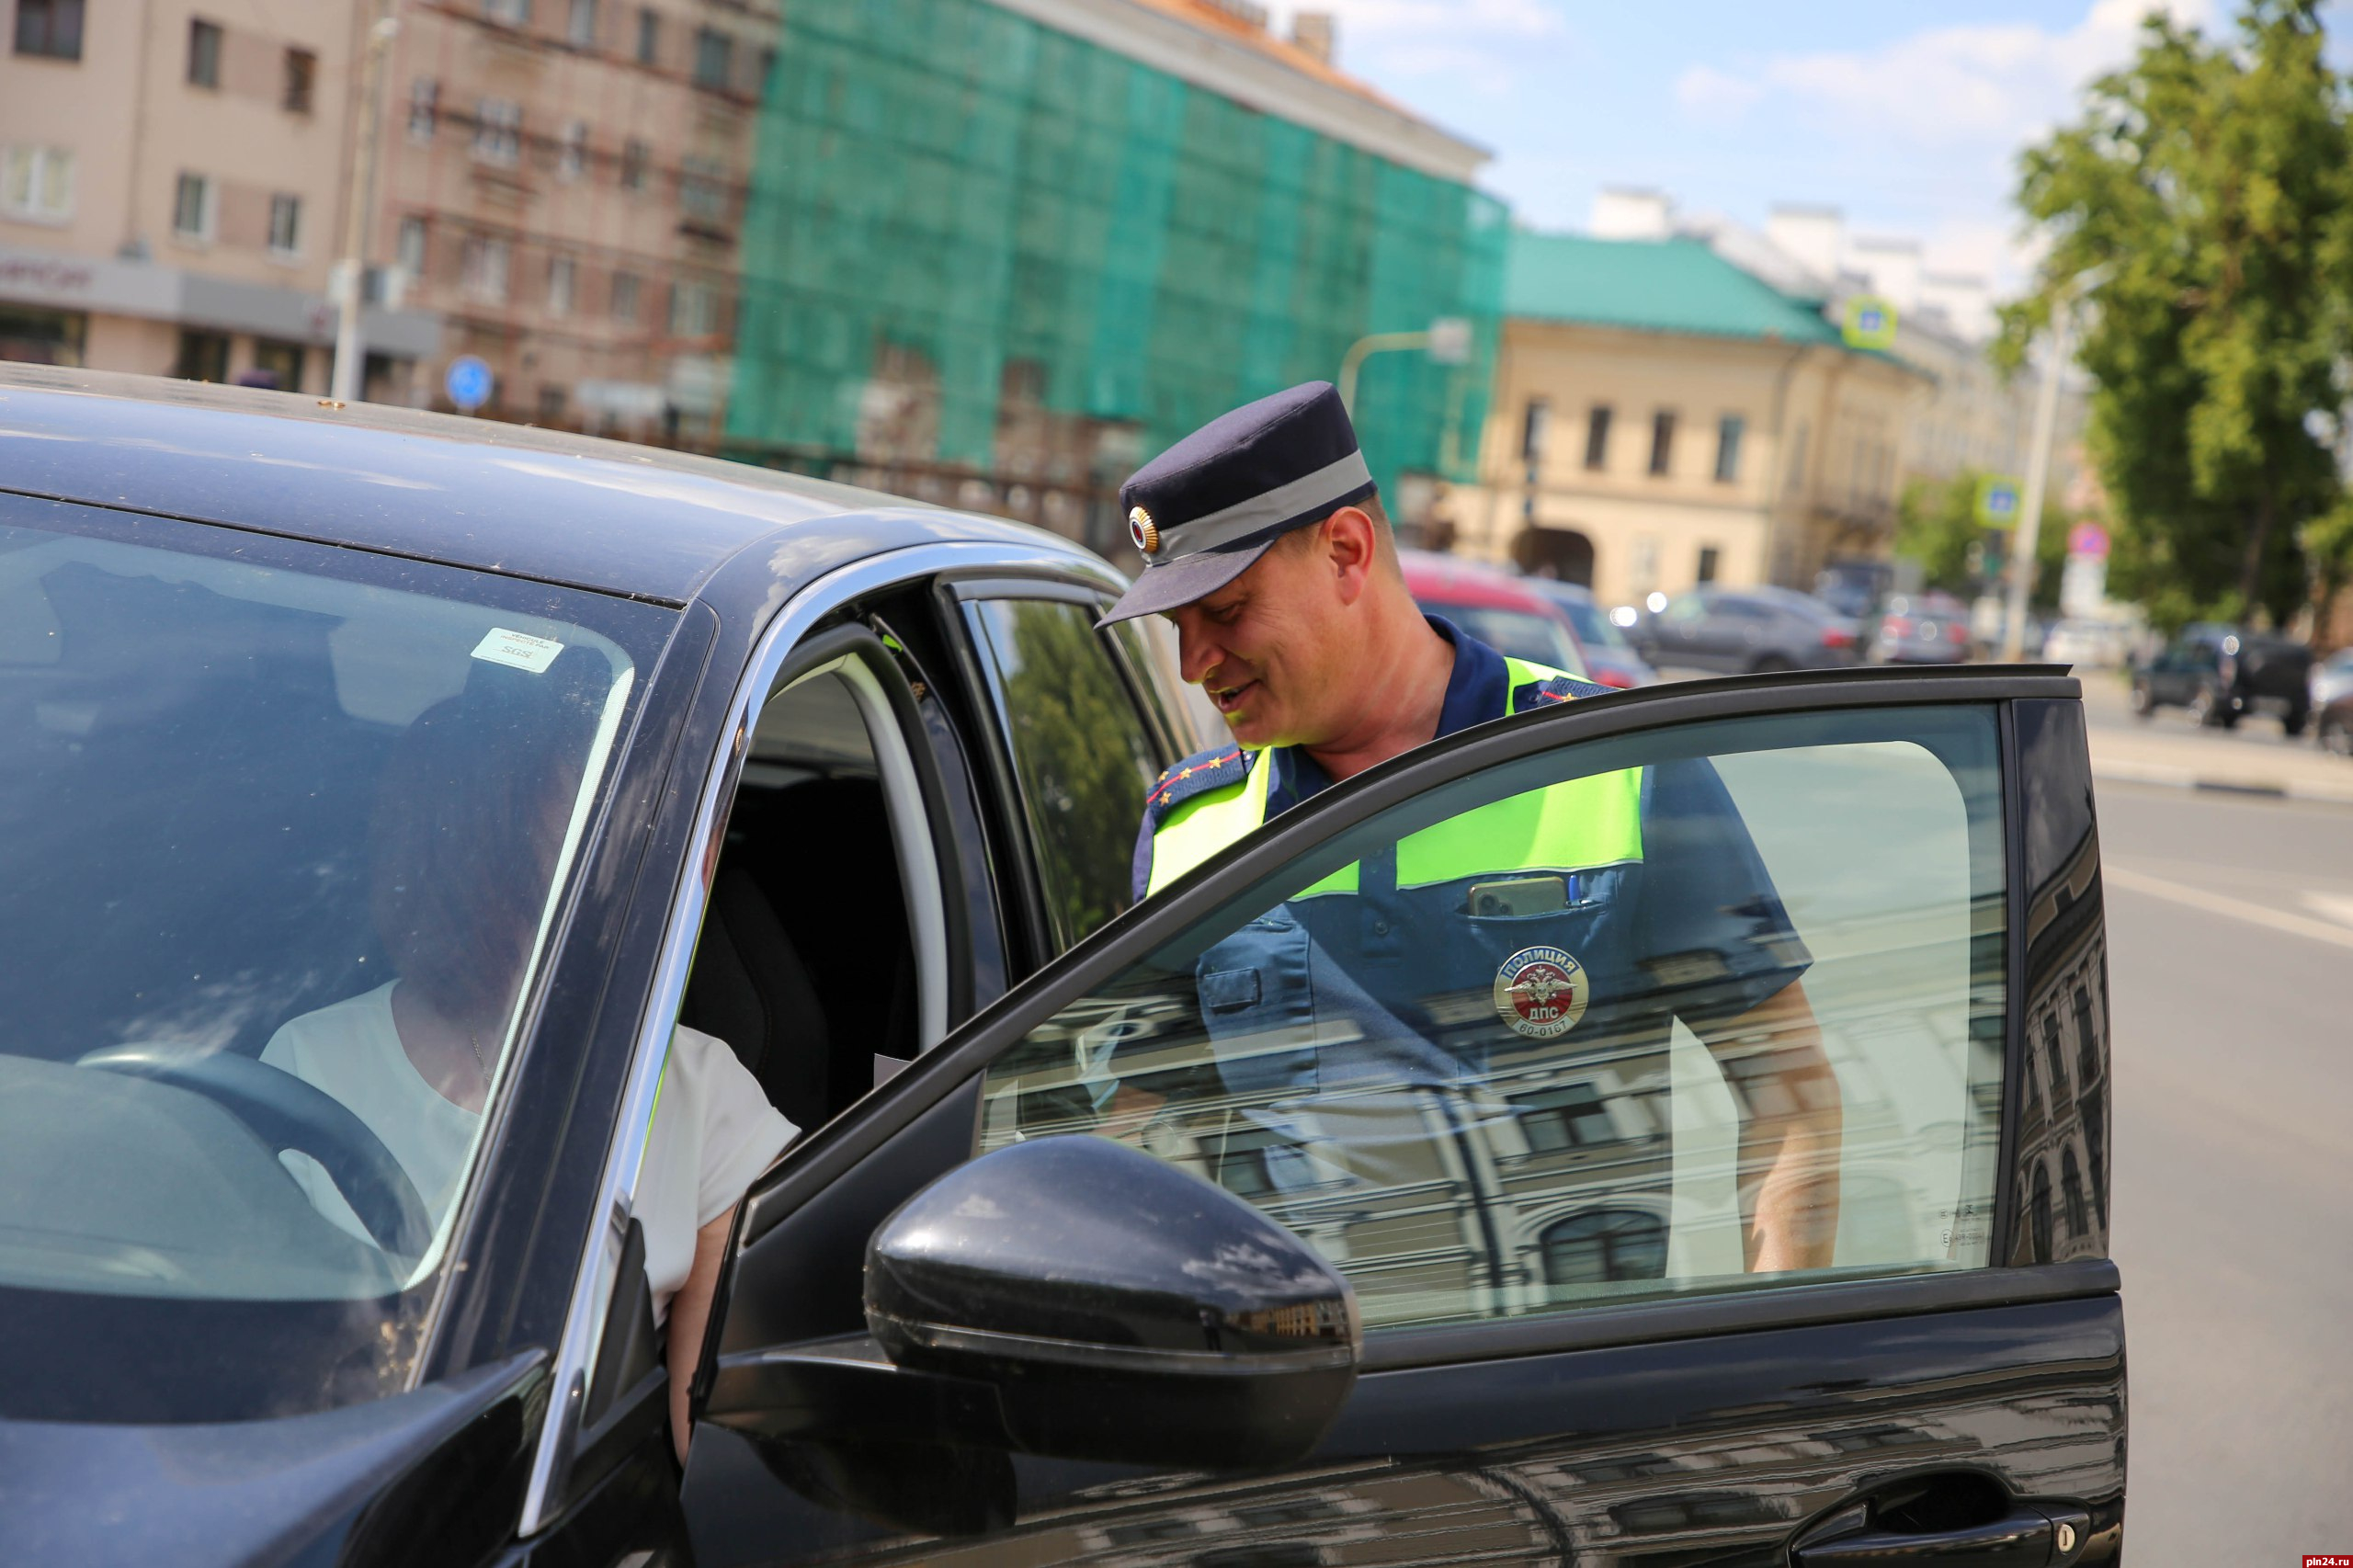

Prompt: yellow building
xmin=1455 ymin=233 xmax=1924 ymax=608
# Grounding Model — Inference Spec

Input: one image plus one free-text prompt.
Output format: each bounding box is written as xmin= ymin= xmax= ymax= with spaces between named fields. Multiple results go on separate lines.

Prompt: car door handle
xmin=1793 ymin=1502 xmax=2091 ymax=1566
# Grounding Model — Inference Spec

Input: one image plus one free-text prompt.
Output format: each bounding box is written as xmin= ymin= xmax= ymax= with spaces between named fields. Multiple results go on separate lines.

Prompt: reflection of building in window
xmin=1610 ymin=1492 xmax=1775 ymax=1534
xmin=2029 ymin=1161 xmax=2054 ymax=1262
xmin=2060 ymin=1147 xmax=2088 ymax=1238
xmin=1211 ymin=1122 xmax=1285 ymax=1199
xmin=1540 ymin=1209 xmax=1666 ymax=1285
xmin=1515 ymin=1083 xmax=1615 ymax=1151
xmin=2072 ymin=986 xmax=2098 ymax=1089
xmin=2042 ymin=1017 xmax=2070 ymax=1108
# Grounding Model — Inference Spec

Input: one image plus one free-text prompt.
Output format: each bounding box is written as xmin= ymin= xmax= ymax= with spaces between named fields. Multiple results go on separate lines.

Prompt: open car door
xmin=681 ymin=666 xmax=2122 ymax=1567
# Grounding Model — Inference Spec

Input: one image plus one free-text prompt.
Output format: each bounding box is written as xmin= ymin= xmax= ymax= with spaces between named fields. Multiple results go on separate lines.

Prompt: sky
xmin=1264 ymin=0 xmax=2240 ymax=292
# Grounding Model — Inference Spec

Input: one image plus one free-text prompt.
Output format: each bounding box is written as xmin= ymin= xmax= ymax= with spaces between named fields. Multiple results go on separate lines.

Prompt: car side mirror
xmin=864 ymin=1135 xmax=1360 ymax=1471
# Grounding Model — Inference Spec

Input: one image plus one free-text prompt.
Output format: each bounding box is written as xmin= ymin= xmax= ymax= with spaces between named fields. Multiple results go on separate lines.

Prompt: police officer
xmin=1098 ymin=381 xmax=1840 ymax=1276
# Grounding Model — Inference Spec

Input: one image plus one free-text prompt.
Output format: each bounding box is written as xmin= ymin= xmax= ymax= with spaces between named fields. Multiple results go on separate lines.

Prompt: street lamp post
xmin=1337 ymin=317 xmax=1472 ymax=414
xmin=2000 ymin=268 xmax=2105 ymax=663
xmin=330 ymin=2 xmax=399 ymax=403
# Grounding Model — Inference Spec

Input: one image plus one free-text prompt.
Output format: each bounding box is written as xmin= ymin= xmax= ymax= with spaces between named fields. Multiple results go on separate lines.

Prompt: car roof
xmin=1397 ymin=549 xmax=1557 ymax=613
xmin=0 ymin=367 xmax=1083 ymax=606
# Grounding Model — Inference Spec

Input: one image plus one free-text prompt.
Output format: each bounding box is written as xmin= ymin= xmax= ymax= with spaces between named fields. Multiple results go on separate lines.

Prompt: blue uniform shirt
xmin=1142 ymin=620 xmax=1810 ymax=1119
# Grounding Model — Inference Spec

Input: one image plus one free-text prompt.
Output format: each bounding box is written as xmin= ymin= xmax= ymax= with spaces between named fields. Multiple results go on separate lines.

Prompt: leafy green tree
xmin=2001 ymin=0 xmax=2353 ymax=631
xmin=1895 ymin=468 xmax=2070 ymax=608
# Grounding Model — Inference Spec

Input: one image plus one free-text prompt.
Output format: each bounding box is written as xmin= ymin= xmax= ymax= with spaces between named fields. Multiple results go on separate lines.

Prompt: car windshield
xmin=0 ymin=506 xmax=670 ymax=1420
xmin=1429 ymin=603 xmax=1588 ymax=676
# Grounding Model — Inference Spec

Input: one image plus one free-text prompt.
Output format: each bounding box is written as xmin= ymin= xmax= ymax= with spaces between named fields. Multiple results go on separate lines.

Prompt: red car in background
xmin=1399 ymin=550 xmax=1594 ymax=682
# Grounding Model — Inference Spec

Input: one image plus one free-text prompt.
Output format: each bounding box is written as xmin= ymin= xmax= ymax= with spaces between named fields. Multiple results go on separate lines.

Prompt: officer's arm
xmin=1693 ymin=977 xmax=1842 ymax=1273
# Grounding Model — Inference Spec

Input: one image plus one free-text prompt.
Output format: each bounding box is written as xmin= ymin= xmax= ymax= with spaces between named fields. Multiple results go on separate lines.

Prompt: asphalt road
xmin=2098 ymin=779 xmax=2353 ymax=1562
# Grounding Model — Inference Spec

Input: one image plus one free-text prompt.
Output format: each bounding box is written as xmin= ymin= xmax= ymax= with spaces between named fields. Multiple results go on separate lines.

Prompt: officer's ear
xmin=1322 ymin=506 xmax=1380 ymax=604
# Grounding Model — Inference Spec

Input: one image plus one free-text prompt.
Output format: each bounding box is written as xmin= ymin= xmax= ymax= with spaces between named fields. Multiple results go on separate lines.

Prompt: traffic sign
xmin=1976 ymin=474 xmax=2022 ymax=528
xmin=1843 ymin=294 xmax=1898 ymax=350
xmin=445 ymin=355 xmax=494 ymax=414
xmin=2067 ymin=521 xmax=2110 ymax=559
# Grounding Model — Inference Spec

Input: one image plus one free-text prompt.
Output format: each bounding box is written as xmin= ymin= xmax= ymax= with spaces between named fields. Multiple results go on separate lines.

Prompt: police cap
xmin=1097 ymin=381 xmax=1377 ymax=626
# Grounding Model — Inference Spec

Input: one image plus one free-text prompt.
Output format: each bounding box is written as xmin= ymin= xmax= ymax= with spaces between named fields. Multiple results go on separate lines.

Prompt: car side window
xmin=966 ymin=597 xmax=1163 ymax=952
xmin=975 ymin=705 xmax=2006 ymax=1332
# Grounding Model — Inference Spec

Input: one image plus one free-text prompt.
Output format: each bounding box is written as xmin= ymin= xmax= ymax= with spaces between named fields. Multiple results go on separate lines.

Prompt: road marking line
xmin=2107 ymin=864 xmax=2353 ymax=952
xmin=2302 ymin=892 xmax=2353 ymax=929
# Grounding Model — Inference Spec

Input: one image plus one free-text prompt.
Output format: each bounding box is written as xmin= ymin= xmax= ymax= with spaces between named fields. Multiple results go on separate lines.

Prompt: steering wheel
xmin=79 ymin=1044 xmax=434 ymax=1257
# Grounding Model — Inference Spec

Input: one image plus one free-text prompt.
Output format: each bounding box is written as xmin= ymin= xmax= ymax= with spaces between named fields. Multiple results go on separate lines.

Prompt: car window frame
xmin=943 ymin=571 xmax=1172 ymax=967
xmin=722 ymin=664 xmax=2114 ymax=1387
xmin=514 ymin=538 xmax=1120 ymax=1534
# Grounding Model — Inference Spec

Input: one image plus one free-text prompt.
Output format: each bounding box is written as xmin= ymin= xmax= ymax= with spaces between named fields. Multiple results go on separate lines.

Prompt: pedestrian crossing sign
xmin=1843 ymin=295 xmax=1899 ymax=350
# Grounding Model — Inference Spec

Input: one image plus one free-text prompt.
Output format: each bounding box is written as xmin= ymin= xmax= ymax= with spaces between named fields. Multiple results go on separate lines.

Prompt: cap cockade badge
xmin=1129 ymin=506 xmax=1161 ymax=556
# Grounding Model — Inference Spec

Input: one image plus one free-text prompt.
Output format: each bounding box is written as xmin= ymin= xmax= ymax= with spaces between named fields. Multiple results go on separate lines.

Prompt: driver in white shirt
xmin=263 ymin=683 xmax=794 ymax=1461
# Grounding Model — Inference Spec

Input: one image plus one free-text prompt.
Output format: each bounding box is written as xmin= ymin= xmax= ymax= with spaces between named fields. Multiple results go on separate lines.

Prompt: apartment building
xmin=375 ymin=0 xmax=779 ymax=437
xmin=0 ymin=0 xmax=437 ymax=388
xmin=1464 ymin=231 xmax=1925 ymax=606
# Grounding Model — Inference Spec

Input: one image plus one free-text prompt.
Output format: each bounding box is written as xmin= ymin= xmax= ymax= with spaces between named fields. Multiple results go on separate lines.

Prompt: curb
xmin=2091 ymin=758 xmax=2353 ymax=806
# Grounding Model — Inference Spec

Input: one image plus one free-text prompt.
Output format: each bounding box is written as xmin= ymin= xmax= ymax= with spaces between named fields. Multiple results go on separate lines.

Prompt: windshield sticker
xmin=472 ymin=627 xmax=565 ymax=673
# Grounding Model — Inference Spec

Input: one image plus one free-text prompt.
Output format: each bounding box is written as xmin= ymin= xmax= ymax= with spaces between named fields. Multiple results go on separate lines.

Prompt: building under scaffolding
xmin=724 ymin=0 xmax=1503 ymax=560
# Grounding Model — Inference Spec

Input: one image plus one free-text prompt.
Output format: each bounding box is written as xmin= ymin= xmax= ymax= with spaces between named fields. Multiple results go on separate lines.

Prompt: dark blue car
xmin=0 ymin=369 xmax=2124 ymax=1567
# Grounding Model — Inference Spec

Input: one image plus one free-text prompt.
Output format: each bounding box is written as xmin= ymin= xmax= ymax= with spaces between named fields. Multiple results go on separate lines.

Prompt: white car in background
xmin=2311 ymin=648 xmax=2353 ymax=712
xmin=2044 ymin=619 xmax=2136 ymax=669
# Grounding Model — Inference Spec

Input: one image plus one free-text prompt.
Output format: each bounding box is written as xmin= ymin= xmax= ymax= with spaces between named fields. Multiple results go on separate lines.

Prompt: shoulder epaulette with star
xmin=1142 ymin=744 xmax=1252 ymax=832
xmin=1512 ymin=674 xmax=1615 ymax=711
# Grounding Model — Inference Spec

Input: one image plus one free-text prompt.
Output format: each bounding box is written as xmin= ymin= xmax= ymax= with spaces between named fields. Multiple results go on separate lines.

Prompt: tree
xmin=1895 ymin=468 xmax=2070 ymax=608
xmin=2001 ymin=0 xmax=2353 ymax=631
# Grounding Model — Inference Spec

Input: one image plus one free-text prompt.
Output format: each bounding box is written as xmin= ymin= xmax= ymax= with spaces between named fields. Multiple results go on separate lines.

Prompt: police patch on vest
xmin=1494 ymin=946 xmax=1588 ymax=1040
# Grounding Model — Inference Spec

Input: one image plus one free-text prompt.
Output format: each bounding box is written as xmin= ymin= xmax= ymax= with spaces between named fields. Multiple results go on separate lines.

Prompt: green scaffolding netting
xmin=725 ymin=0 xmax=1505 ymax=500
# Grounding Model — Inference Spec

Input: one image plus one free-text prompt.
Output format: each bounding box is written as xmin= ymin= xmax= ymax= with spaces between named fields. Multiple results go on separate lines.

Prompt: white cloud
xmin=1674 ymin=63 xmax=1766 ymax=121
xmin=1683 ymin=0 xmax=2217 ymax=148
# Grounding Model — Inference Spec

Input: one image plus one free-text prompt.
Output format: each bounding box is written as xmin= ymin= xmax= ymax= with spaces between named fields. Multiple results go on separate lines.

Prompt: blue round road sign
xmin=445 ymin=355 xmax=494 ymax=413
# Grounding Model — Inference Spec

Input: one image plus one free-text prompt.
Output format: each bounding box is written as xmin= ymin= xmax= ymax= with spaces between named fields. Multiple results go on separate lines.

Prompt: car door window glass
xmin=976 ymin=706 xmax=2006 ymax=1332
xmin=967 ymin=597 xmax=1162 ymax=950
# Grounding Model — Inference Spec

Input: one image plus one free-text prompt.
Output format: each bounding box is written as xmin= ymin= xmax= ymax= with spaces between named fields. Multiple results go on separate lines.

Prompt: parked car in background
xmin=1399 ymin=550 xmax=1590 ymax=677
xmin=2131 ymin=624 xmax=2314 ymax=733
xmin=1813 ymin=557 xmax=1894 ymax=623
xmin=1630 ymin=585 xmax=1861 ymax=675
xmin=2044 ymin=619 xmax=2137 ymax=670
xmin=1869 ymin=592 xmax=1973 ymax=665
xmin=1520 ymin=577 xmax=1657 ymax=687
xmin=2309 ymin=648 xmax=2353 ymax=715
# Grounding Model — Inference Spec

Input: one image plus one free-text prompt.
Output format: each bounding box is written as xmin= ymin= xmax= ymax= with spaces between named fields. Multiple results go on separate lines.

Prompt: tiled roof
xmin=1506 ymin=232 xmax=1848 ymax=347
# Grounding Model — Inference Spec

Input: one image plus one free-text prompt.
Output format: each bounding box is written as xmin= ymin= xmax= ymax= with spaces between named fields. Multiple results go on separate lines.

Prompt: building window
xmin=1785 ymin=419 xmax=1810 ymax=490
xmin=755 ymin=45 xmax=776 ymax=94
xmin=283 ymin=48 xmax=315 ymax=113
xmin=0 ymin=145 xmax=75 ymax=222
xmin=395 ymin=214 xmax=427 ymax=278
xmin=172 ymin=172 xmax=215 ymax=241
xmin=1696 ymin=545 xmax=1720 ymax=583
xmin=634 ymin=6 xmax=658 ymax=64
xmin=668 ymin=278 xmax=719 ymax=336
xmin=483 ymin=0 xmax=530 ymax=26
xmin=610 ymin=269 xmax=640 ymax=323
xmin=678 ymin=153 xmax=727 ymax=221
xmin=1714 ymin=415 xmax=1745 ymax=483
xmin=0 ymin=303 xmax=87 ymax=366
xmin=692 ymin=26 xmax=731 ymax=88
xmin=407 ymin=77 xmax=438 ymax=142
xmin=459 ymin=233 xmax=511 ymax=303
xmin=2060 ymin=1147 xmax=2089 ymax=1239
xmin=1540 ymin=1210 xmax=1666 ymax=1288
xmin=1648 ymin=410 xmax=1676 ymax=477
xmin=1516 ymin=398 xmax=1548 ymax=465
xmin=556 ymin=119 xmax=587 ymax=181
xmin=547 ymin=254 xmax=575 ymax=317
xmin=14 ymin=0 xmax=84 ymax=60
xmin=2043 ymin=1016 xmax=2071 ymax=1105
xmin=536 ymin=383 xmax=568 ymax=424
xmin=1583 ymin=405 xmax=1611 ymax=471
xmin=267 ymin=193 xmax=301 ymax=257
xmin=472 ymin=98 xmax=523 ymax=166
xmin=174 ymin=328 xmax=231 ymax=383
xmin=2072 ymin=987 xmax=2098 ymax=1088
xmin=619 ymin=138 xmax=649 ymax=191
xmin=250 ymin=338 xmax=304 ymax=392
xmin=1515 ymin=1084 xmax=1615 ymax=1153
xmin=188 ymin=17 xmax=222 ymax=86
xmin=566 ymin=0 xmax=597 ymax=48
